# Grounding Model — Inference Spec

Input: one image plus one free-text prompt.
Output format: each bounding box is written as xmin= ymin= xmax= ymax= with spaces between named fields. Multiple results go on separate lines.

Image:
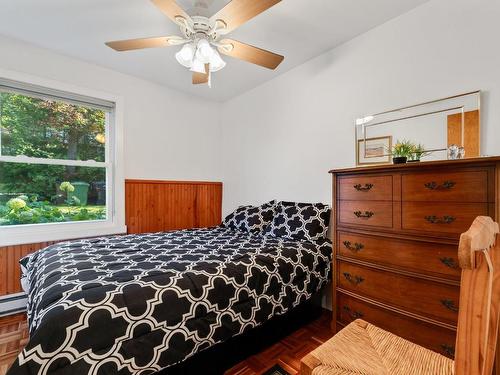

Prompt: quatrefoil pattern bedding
xmin=222 ymin=200 xmax=276 ymax=233
xmin=9 ymin=227 xmax=331 ymax=375
xmin=265 ymin=202 xmax=331 ymax=242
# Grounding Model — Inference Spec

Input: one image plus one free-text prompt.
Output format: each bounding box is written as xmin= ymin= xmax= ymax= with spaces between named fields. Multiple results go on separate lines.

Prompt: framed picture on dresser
xmin=356 ymin=136 xmax=392 ymax=166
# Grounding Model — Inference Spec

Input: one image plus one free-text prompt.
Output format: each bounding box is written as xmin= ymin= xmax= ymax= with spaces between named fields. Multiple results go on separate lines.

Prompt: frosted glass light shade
xmin=190 ymin=58 xmax=207 ymax=74
xmin=175 ymin=38 xmax=226 ymax=78
xmin=195 ymin=38 xmax=215 ymax=64
xmin=209 ymin=50 xmax=226 ymax=72
xmin=175 ymin=43 xmax=195 ymax=68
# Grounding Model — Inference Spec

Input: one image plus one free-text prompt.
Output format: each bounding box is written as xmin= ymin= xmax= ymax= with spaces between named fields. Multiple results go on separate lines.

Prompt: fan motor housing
xmin=180 ymin=15 xmax=221 ymax=42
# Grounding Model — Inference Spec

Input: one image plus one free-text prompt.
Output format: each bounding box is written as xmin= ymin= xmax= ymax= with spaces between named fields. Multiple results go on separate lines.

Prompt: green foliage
xmin=391 ymin=140 xmax=415 ymax=158
xmin=0 ymin=93 xmax=105 ymax=160
xmin=59 ymin=181 xmax=81 ymax=206
xmin=0 ymin=195 xmax=105 ymax=225
xmin=7 ymin=197 xmax=27 ymax=210
xmin=68 ymin=207 xmax=105 ymax=221
xmin=409 ymin=143 xmax=431 ymax=161
xmin=390 ymin=140 xmax=431 ymax=161
xmin=0 ymin=204 xmax=9 ymax=217
xmin=67 ymin=196 xmax=81 ymax=206
xmin=0 ymin=92 xmax=106 ymax=199
xmin=0 ymin=162 xmax=66 ymax=201
xmin=59 ymin=181 xmax=75 ymax=193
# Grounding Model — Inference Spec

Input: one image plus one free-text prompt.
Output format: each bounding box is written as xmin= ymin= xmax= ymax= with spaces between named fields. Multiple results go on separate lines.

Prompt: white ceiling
xmin=0 ymin=0 xmax=429 ymax=102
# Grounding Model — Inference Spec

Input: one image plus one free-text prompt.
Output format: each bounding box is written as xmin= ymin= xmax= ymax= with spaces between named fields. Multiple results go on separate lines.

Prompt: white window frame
xmin=0 ymin=68 xmax=126 ymax=246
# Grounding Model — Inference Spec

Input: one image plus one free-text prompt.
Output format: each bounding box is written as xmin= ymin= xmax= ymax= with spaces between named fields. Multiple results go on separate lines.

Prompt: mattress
xmin=8 ymin=226 xmax=331 ymax=375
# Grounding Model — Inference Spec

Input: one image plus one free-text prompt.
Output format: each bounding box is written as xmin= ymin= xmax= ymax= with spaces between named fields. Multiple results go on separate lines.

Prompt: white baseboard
xmin=0 ymin=292 xmax=27 ymax=316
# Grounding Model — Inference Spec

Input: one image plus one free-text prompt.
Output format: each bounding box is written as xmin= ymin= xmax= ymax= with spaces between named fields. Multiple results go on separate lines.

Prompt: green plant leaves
xmin=0 ymin=195 xmax=105 ymax=225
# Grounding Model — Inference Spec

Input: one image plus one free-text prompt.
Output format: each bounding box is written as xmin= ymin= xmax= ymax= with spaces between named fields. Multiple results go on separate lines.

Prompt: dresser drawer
xmin=337 ymin=231 xmax=460 ymax=280
xmin=338 ymin=175 xmax=393 ymax=201
xmin=337 ymin=261 xmax=460 ymax=324
xmin=402 ymin=170 xmax=488 ymax=202
xmin=337 ymin=292 xmax=456 ymax=358
xmin=338 ymin=201 xmax=393 ymax=228
xmin=402 ymin=202 xmax=488 ymax=235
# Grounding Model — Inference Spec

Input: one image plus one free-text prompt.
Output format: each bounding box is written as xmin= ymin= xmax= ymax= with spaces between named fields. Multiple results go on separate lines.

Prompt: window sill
xmin=0 ymin=221 xmax=127 ymax=247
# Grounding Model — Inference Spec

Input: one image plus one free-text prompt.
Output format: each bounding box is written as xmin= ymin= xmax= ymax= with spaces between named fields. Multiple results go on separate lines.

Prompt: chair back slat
xmin=455 ymin=216 xmax=500 ymax=375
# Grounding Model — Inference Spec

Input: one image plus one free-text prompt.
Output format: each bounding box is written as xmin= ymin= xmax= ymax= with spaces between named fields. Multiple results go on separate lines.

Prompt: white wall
xmin=221 ymin=0 xmax=500 ymax=214
xmin=0 ymin=35 xmax=222 ymax=182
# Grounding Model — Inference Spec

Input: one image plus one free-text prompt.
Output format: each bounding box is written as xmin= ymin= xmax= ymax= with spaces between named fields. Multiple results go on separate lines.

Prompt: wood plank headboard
xmin=125 ymin=179 xmax=222 ymax=234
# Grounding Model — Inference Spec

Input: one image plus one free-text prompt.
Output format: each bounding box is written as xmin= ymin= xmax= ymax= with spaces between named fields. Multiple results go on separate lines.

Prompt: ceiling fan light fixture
xmin=175 ymin=43 xmax=195 ymax=68
xmin=209 ymin=50 xmax=226 ymax=72
xmin=195 ymin=38 xmax=215 ymax=63
xmin=106 ymin=0 xmax=284 ymax=87
xmin=190 ymin=58 xmax=207 ymax=74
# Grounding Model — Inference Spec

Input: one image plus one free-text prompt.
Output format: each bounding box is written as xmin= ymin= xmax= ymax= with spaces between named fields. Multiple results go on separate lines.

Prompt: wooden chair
xmin=301 ymin=216 xmax=500 ymax=375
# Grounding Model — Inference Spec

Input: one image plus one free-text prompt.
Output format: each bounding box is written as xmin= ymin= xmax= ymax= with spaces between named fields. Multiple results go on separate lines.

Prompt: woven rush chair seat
xmin=308 ymin=319 xmax=454 ymax=375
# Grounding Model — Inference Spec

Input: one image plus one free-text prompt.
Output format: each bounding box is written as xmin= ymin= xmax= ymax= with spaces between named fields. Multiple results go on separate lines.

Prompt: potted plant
xmin=390 ymin=140 xmax=413 ymax=164
xmin=408 ymin=143 xmax=430 ymax=162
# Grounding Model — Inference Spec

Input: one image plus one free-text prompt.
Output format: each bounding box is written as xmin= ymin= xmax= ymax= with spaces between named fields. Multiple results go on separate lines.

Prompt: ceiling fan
xmin=105 ymin=0 xmax=284 ymax=87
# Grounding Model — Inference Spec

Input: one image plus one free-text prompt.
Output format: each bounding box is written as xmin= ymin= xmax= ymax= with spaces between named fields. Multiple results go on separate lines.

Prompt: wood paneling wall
xmin=0 ymin=242 xmax=55 ymax=296
xmin=0 ymin=180 xmax=223 ymax=297
xmin=125 ymin=180 xmax=223 ymax=234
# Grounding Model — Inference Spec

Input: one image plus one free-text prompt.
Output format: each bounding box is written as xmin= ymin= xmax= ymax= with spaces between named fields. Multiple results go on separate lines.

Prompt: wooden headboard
xmin=125 ymin=179 xmax=222 ymax=234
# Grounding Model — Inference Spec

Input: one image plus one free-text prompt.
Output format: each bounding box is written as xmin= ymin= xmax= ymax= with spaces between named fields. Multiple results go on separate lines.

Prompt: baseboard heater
xmin=0 ymin=292 xmax=27 ymax=316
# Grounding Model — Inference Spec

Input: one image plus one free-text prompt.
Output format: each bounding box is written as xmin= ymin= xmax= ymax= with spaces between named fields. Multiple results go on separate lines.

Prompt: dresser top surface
xmin=329 ymin=156 xmax=500 ymax=174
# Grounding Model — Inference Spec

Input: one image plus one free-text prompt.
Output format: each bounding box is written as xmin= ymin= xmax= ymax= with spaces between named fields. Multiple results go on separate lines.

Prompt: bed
xmin=8 ymin=217 xmax=331 ymax=375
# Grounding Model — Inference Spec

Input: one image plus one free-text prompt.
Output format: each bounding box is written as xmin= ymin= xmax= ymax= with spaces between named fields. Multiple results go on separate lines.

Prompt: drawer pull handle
xmin=440 ymin=344 xmax=455 ymax=358
xmin=424 ymin=181 xmax=456 ymax=190
xmin=354 ymin=211 xmax=374 ymax=219
xmin=343 ymin=305 xmax=364 ymax=320
xmin=425 ymin=215 xmax=456 ymax=224
xmin=439 ymin=257 xmax=459 ymax=269
xmin=343 ymin=272 xmax=364 ymax=286
xmin=342 ymin=241 xmax=364 ymax=253
xmin=354 ymin=183 xmax=374 ymax=192
xmin=440 ymin=299 xmax=459 ymax=312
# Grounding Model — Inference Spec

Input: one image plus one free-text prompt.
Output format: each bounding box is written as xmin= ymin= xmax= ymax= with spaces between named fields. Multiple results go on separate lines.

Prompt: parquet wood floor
xmin=0 ymin=314 xmax=28 ymax=375
xmin=225 ymin=310 xmax=333 ymax=375
xmin=0 ymin=310 xmax=333 ymax=375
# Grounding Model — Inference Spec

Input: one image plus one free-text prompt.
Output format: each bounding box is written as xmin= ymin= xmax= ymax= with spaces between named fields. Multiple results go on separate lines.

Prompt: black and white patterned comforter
xmin=8 ymin=227 xmax=331 ymax=375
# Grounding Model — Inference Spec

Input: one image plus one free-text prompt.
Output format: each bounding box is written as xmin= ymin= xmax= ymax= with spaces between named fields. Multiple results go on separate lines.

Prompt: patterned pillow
xmin=223 ymin=200 xmax=276 ymax=233
xmin=264 ymin=201 xmax=330 ymax=242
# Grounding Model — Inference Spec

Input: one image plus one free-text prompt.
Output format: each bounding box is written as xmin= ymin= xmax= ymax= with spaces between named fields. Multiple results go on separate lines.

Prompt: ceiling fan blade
xmin=151 ymin=0 xmax=191 ymax=25
xmin=105 ymin=36 xmax=183 ymax=51
xmin=210 ymin=0 xmax=281 ymax=35
xmin=192 ymin=64 xmax=210 ymax=85
xmin=218 ymin=39 xmax=284 ymax=70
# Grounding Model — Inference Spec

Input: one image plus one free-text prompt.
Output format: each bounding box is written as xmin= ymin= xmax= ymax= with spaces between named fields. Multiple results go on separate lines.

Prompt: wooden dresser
xmin=330 ymin=156 xmax=500 ymax=359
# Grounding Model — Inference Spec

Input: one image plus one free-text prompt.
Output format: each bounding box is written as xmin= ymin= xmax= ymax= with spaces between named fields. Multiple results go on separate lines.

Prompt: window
xmin=0 ymin=76 xmax=125 ymax=245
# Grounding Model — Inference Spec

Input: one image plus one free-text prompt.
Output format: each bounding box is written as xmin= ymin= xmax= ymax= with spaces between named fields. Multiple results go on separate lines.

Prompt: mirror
xmin=355 ymin=91 xmax=481 ymax=165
